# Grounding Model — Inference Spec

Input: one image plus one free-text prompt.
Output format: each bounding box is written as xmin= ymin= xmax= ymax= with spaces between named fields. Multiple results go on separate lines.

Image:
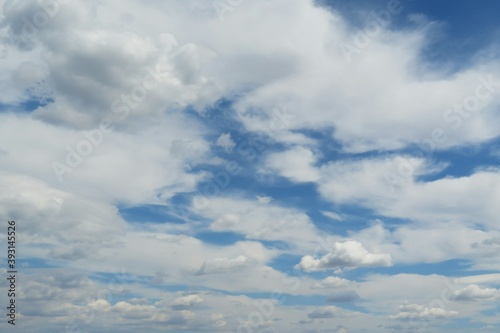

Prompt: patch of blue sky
xmin=308 ymin=209 xmax=371 ymax=237
xmin=194 ymin=230 xmax=245 ymax=246
xmin=0 ymin=96 xmax=53 ymax=113
xmin=141 ymin=283 xmax=192 ymax=293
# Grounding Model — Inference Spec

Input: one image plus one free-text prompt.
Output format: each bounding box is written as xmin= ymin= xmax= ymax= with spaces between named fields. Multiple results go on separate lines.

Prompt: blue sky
xmin=1 ymin=0 xmax=500 ymax=332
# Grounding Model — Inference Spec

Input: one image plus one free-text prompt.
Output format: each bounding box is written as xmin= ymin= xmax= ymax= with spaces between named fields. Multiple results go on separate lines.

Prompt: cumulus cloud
xmin=311 ymin=276 xmax=355 ymax=289
xmin=170 ymin=294 xmax=204 ymax=309
xmin=203 ymin=197 xmax=320 ymax=252
xmin=452 ymin=284 xmax=500 ymax=301
xmin=296 ymin=241 xmax=392 ymax=272
xmin=256 ymin=195 xmax=273 ymax=204
xmin=264 ymin=146 xmax=320 ymax=182
xmin=308 ymin=306 xmax=337 ymax=319
xmin=215 ymin=132 xmax=236 ymax=152
xmin=389 ymin=303 xmax=459 ymax=321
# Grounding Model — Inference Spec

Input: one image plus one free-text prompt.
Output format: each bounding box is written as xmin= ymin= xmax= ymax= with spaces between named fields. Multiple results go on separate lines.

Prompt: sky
xmin=0 ymin=0 xmax=500 ymax=332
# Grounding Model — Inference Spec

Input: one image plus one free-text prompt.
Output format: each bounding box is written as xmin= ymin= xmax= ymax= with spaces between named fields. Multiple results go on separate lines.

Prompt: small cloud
xmin=215 ymin=133 xmax=235 ymax=152
xmin=256 ymin=195 xmax=273 ymax=204
xmin=452 ymin=284 xmax=500 ymax=301
xmin=296 ymin=240 xmax=391 ymax=272
xmin=170 ymin=294 xmax=204 ymax=309
xmin=481 ymin=325 xmax=496 ymax=331
xmin=389 ymin=303 xmax=458 ymax=321
xmin=321 ymin=210 xmax=343 ymax=221
xmin=489 ymin=147 xmax=500 ymax=159
xmin=210 ymin=213 xmax=240 ymax=231
xmin=311 ymin=276 xmax=354 ymax=289
xmin=196 ymin=255 xmax=250 ymax=275
xmin=307 ymin=306 xmax=337 ymax=318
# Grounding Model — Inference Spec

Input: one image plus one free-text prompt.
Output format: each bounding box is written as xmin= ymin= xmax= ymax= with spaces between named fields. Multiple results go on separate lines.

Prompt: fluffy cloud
xmin=264 ymin=146 xmax=320 ymax=182
xmin=0 ymin=171 xmax=126 ymax=260
xmin=200 ymin=197 xmax=320 ymax=252
xmin=215 ymin=132 xmax=236 ymax=152
xmin=311 ymin=276 xmax=355 ymax=289
xmin=452 ymin=284 xmax=500 ymax=301
xmin=0 ymin=113 xmax=209 ymax=205
xmin=296 ymin=240 xmax=392 ymax=272
xmin=170 ymin=294 xmax=205 ymax=308
xmin=308 ymin=306 xmax=338 ymax=319
xmin=389 ymin=303 xmax=459 ymax=320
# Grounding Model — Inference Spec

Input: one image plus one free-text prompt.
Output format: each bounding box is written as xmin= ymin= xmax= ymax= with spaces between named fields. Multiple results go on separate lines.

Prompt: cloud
xmin=195 ymin=255 xmax=251 ymax=275
xmin=452 ymin=284 xmax=500 ymax=301
xmin=264 ymin=146 xmax=320 ymax=182
xmin=321 ymin=211 xmax=344 ymax=221
xmin=170 ymin=294 xmax=204 ymax=309
xmin=211 ymin=213 xmax=240 ymax=230
xmin=215 ymin=132 xmax=236 ymax=152
xmin=308 ymin=306 xmax=337 ymax=319
xmin=326 ymin=290 xmax=360 ymax=303
xmin=296 ymin=241 xmax=392 ymax=272
xmin=202 ymin=197 xmax=320 ymax=252
xmin=1 ymin=0 xmax=500 ymax=332
xmin=256 ymin=195 xmax=273 ymax=204
xmin=0 ymin=113 xmax=208 ymax=204
xmin=389 ymin=303 xmax=459 ymax=321
xmin=311 ymin=276 xmax=355 ymax=289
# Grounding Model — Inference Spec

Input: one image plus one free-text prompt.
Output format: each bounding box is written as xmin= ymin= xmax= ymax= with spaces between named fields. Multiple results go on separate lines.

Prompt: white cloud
xmin=308 ymin=306 xmax=337 ymax=318
xmin=256 ymin=195 xmax=273 ymax=204
xmin=264 ymin=146 xmax=320 ymax=182
xmin=215 ymin=132 xmax=236 ymax=152
xmin=311 ymin=276 xmax=355 ymax=289
xmin=0 ymin=113 xmax=208 ymax=204
xmin=296 ymin=240 xmax=392 ymax=272
xmin=170 ymin=294 xmax=204 ymax=308
xmin=321 ymin=211 xmax=343 ymax=221
xmin=201 ymin=197 xmax=320 ymax=252
xmin=389 ymin=303 xmax=459 ymax=320
xmin=452 ymin=284 xmax=500 ymax=301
